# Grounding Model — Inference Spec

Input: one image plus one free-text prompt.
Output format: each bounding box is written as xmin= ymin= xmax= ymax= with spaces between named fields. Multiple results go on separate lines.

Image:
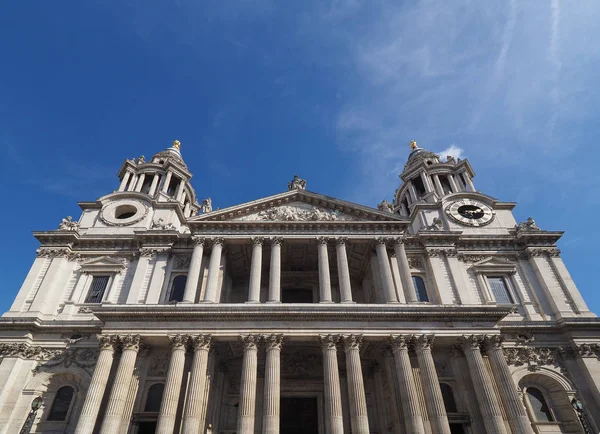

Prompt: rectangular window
xmin=488 ymin=276 xmax=514 ymax=304
xmin=85 ymin=276 xmax=110 ymax=303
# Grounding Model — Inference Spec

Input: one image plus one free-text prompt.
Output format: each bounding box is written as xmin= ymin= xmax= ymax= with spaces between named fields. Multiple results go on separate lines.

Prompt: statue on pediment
xmin=58 ymin=216 xmax=79 ymax=231
xmin=151 ymin=218 xmax=175 ymax=230
xmin=136 ymin=155 xmax=146 ymax=164
xmin=201 ymin=198 xmax=213 ymax=213
xmin=288 ymin=175 xmax=306 ymax=191
xmin=516 ymin=217 xmax=540 ymax=232
xmin=377 ymin=199 xmax=394 ymax=213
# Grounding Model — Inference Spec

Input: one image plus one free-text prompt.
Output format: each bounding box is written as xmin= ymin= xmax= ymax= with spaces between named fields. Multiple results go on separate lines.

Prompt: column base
xmin=266 ymin=300 xmax=281 ymax=304
xmin=341 ymin=300 xmax=356 ymax=304
xmin=245 ymin=300 xmax=261 ymax=304
xmin=319 ymin=300 xmax=334 ymax=304
xmin=199 ymin=300 xmax=215 ymax=304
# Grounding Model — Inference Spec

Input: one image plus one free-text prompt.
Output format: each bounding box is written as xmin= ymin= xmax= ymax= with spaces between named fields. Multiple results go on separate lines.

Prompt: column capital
xmin=192 ymin=236 xmax=206 ymax=247
xmin=457 ymin=334 xmax=486 ymax=352
xmin=375 ymin=236 xmax=391 ymax=246
xmin=190 ymin=334 xmax=212 ymax=351
xmin=263 ymin=334 xmax=284 ymax=351
xmin=211 ymin=237 xmax=225 ymax=246
xmin=118 ymin=334 xmax=142 ymax=351
xmin=392 ymin=235 xmax=408 ymax=245
xmin=97 ymin=334 xmax=118 ymax=351
xmin=316 ymin=236 xmax=330 ymax=245
xmin=138 ymin=342 xmax=151 ymax=358
xmin=239 ymin=334 xmax=261 ymax=350
xmin=389 ymin=334 xmax=413 ymax=351
xmin=334 ymin=237 xmax=349 ymax=246
xmin=484 ymin=335 xmax=505 ymax=350
xmin=270 ymin=237 xmax=284 ymax=246
xmin=414 ymin=334 xmax=435 ymax=350
xmin=319 ymin=334 xmax=340 ymax=350
xmin=250 ymin=236 xmax=264 ymax=246
xmin=342 ymin=334 xmax=363 ymax=351
xmin=168 ymin=334 xmax=188 ymax=351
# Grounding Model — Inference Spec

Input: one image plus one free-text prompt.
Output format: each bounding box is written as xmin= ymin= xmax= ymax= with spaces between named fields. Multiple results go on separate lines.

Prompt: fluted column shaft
xmin=414 ymin=335 xmax=451 ymax=434
xmin=248 ymin=238 xmax=263 ymax=303
xmin=156 ymin=335 xmax=188 ymax=434
xmin=343 ymin=335 xmax=370 ymax=434
xmin=317 ymin=238 xmax=332 ymax=302
xmin=486 ymin=337 xmax=535 ymax=434
xmin=336 ymin=239 xmax=353 ymax=303
xmin=181 ymin=335 xmax=212 ymax=434
xmin=459 ymin=336 xmax=507 ymax=434
xmin=75 ymin=335 xmax=116 ymax=434
xmin=320 ymin=335 xmax=344 ymax=434
xmin=204 ymin=239 xmax=224 ymax=302
xmin=99 ymin=335 xmax=141 ymax=434
xmin=237 ymin=335 xmax=260 ymax=434
xmin=268 ymin=239 xmax=282 ymax=303
xmin=376 ymin=239 xmax=398 ymax=303
xmin=390 ymin=335 xmax=425 ymax=434
xmin=393 ymin=239 xmax=417 ymax=303
xmin=183 ymin=239 xmax=205 ymax=303
xmin=263 ymin=335 xmax=283 ymax=434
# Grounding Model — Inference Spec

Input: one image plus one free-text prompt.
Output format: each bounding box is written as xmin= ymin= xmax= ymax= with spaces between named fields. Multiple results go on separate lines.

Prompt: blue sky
xmin=1 ymin=1 xmax=599 ymax=314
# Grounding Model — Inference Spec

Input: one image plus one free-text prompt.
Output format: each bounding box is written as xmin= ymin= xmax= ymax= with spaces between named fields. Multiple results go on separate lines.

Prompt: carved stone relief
xmin=234 ymin=202 xmax=358 ymax=222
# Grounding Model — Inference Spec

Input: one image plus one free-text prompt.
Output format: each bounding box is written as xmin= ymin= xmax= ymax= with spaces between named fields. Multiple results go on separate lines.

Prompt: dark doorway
xmin=450 ymin=424 xmax=466 ymax=434
xmin=282 ymin=288 xmax=313 ymax=303
xmin=137 ymin=421 xmax=157 ymax=434
xmin=280 ymin=397 xmax=319 ymax=434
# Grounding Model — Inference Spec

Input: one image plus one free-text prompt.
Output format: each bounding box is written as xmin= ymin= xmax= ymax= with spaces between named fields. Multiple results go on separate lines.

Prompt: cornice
xmin=0 ymin=318 xmax=103 ymax=333
xmin=90 ymin=304 xmax=513 ymax=323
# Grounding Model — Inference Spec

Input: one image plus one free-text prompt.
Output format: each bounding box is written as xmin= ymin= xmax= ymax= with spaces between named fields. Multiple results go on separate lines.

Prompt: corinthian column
xmin=156 ymin=335 xmax=188 ymax=434
xmin=342 ymin=335 xmax=370 ymax=434
xmin=458 ymin=335 xmax=507 ymax=434
xmin=237 ymin=335 xmax=260 ymax=434
xmin=75 ymin=335 xmax=117 ymax=434
xmin=485 ymin=336 xmax=535 ymax=434
xmin=181 ymin=335 xmax=212 ymax=434
xmin=390 ymin=335 xmax=425 ymax=434
xmin=413 ymin=335 xmax=451 ymax=434
xmin=204 ymin=238 xmax=224 ymax=302
xmin=335 ymin=238 xmax=353 ymax=303
xmin=375 ymin=238 xmax=398 ymax=303
xmin=99 ymin=335 xmax=142 ymax=434
xmin=268 ymin=238 xmax=283 ymax=303
xmin=320 ymin=335 xmax=344 ymax=434
xmin=317 ymin=238 xmax=332 ymax=303
xmin=263 ymin=334 xmax=283 ymax=434
xmin=393 ymin=238 xmax=417 ymax=303
xmin=183 ymin=238 xmax=205 ymax=303
xmin=247 ymin=237 xmax=264 ymax=303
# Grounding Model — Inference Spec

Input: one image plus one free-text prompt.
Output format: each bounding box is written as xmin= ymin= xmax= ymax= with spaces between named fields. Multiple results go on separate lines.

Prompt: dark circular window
xmin=457 ymin=204 xmax=484 ymax=219
xmin=115 ymin=205 xmax=137 ymax=220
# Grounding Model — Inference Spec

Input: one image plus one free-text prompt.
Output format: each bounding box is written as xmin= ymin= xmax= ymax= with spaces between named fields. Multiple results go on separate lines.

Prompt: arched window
xmin=440 ymin=383 xmax=458 ymax=413
xmin=412 ymin=276 xmax=429 ymax=302
xmin=526 ymin=387 xmax=554 ymax=421
xmin=47 ymin=386 xmax=75 ymax=421
xmin=169 ymin=275 xmax=187 ymax=302
xmin=144 ymin=383 xmax=164 ymax=412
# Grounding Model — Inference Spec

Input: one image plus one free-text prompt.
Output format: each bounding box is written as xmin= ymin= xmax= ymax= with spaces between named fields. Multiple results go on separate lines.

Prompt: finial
xmin=172 ymin=140 xmax=181 ymax=150
xmin=409 ymin=140 xmax=418 ymax=150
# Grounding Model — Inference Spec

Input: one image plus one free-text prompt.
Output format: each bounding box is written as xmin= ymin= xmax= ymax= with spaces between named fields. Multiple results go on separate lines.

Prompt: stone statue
xmin=446 ymin=155 xmax=456 ymax=164
xmin=516 ymin=217 xmax=540 ymax=231
xmin=136 ymin=155 xmax=146 ymax=164
xmin=151 ymin=218 xmax=175 ymax=230
xmin=58 ymin=216 xmax=79 ymax=231
xmin=288 ymin=175 xmax=307 ymax=191
xmin=377 ymin=199 xmax=394 ymax=213
xmin=201 ymin=198 xmax=213 ymax=213
xmin=420 ymin=217 xmax=443 ymax=231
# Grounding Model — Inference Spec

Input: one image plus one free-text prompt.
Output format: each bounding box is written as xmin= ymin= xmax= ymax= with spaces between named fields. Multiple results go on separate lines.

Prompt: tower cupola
xmin=392 ymin=141 xmax=476 ymax=216
xmin=115 ymin=140 xmax=200 ymax=218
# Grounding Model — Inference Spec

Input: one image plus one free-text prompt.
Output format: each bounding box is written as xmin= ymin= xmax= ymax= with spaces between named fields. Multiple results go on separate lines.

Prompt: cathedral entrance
xmin=280 ymin=397 xmax=319 ymax=434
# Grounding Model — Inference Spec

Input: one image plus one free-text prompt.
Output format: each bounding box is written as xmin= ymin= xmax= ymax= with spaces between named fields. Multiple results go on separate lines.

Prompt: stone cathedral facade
xmin=0 ymin=140 xmax=599 ymax=434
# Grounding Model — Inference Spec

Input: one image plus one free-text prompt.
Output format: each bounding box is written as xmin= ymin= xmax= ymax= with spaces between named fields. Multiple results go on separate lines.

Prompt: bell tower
xmin=393 ymin=141 xmax=476 ymax=216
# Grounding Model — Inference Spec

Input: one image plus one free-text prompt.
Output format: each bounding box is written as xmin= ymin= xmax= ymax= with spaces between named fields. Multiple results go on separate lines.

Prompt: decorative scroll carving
xmin=140 ymin=247 xmax=171 ymax=257
xmin=389 ymin=334 xmax=412 ymax=351
xmin=58 ymin=216 xmax=79 ymax=231
xmin=168 ymin=334 xmax=188 ymax=350
xmin=36 ymin=248 xmax=79 ymax=261
xmin=119 ymin=334 xmax=141 ymax=351
xmin=151 ymin=218 xmax=176 ymax=230
xmin=78 ymin=307 xmax=93 ymax=314
xmin=413 ymin=334 xmax=435 ymax=350
xmin=190 ymin=335 xmax=212 ymax=351
xmin=527 ymin=248 xmax=561 ymax=258
xmin=457 ymin=335 xmax=486 ymax=351
xmin=426 ymin=248 xmax=456 ymax=258
xmin=407 ymin=257 xmax=423 ymax=269
xmin=503 ymin=347 xmax=559 ymax=370
xmin=97 ymin=334 xmax=117 ymax=350
xmin=281 ymin=349 xmax=321 ymax=377
xmin=149 ymin=353 xmax=170 ymax=376
xmin=342 ymin=334 xmax=363 ymax=351
xmin=288 ymin=175 xmax=307 ymax=190
xmin=239 ymin=334 xmax=261 ymax=351
xmin=35 ymin=348 xmax=100 ymax=375
xmin=173 ymin=256 xmax=191 ymax=270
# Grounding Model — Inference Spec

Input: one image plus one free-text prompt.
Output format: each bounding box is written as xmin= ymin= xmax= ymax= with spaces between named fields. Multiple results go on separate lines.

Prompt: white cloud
xmin=438 ymin=145 xmax=464 ymax=161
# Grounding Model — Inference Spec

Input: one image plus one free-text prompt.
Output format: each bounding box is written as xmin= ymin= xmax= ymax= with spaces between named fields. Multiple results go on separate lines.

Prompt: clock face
xmin=446 ymin=199 xmax=494 ymax=227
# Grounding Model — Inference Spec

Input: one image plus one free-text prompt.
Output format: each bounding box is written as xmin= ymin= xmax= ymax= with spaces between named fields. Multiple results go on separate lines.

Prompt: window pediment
xmin=471 ymin=257 xmax=516 ymax=275
xmin=79 ymin=256 xmax=127 ymax=274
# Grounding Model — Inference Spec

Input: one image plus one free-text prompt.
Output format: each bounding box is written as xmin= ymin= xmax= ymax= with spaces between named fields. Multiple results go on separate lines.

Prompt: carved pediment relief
xmin=234 ymin=202 xmax=358 ymax=222
xmin=78 ymin=256 xmax=127 ymax=274
xmin=470 ymin=256 xmax=516 ymax=274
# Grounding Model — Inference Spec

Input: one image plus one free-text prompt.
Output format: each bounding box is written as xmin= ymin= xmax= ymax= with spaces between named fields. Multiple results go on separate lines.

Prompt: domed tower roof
xmin=151 ymin=140 xmax=188 ymax=169
xmin=402 ymin=140 xmax=441 ymax=174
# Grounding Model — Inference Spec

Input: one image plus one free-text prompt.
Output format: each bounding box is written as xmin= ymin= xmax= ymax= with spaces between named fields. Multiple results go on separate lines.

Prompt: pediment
xmin=79 ymin=256 xmax=127 ymax=273
xmin=471 ymin=256 xmax=516 ymax=273
xmin=188 ymin=190 xmax=406 ymax=223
